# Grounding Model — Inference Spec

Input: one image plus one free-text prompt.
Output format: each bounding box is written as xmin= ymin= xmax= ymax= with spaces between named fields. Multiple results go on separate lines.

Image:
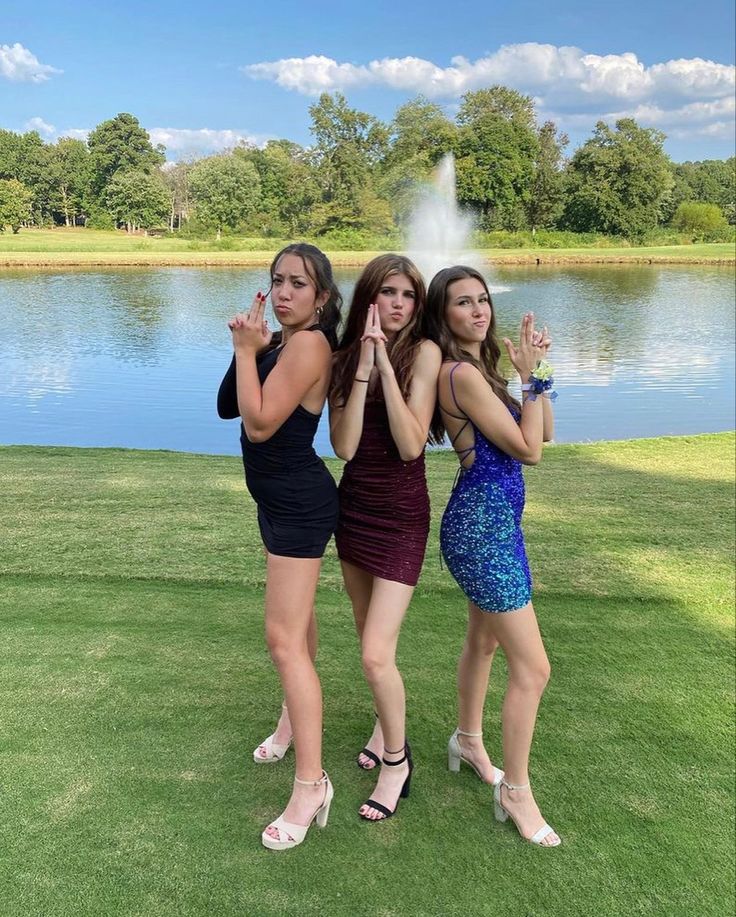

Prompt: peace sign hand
xmin=230 ymin=291 xmax=273 ymax=354
xmin=502 ymin=312 xmax=545 ymax=379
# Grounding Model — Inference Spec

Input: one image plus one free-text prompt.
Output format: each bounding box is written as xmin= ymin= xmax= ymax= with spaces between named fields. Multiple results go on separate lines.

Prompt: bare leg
xmin=358 ymin=578 xmax=415 ymax=820
xmin=455 ymin=602 xmax=501 ymax=781
xmin=482 ymin=603 xmax=560 ymax=846
xmin=341 ymin=560 xmax=382 ymax=767
xmin=265 ymin=609 xmax=317 ymax=748
xmin=262 ymin=554 xmax=326 ymax=840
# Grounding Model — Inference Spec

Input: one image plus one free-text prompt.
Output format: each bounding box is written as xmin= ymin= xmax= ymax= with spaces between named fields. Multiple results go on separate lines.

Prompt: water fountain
xmin=406 ymin=154 xmax=507 ymax=292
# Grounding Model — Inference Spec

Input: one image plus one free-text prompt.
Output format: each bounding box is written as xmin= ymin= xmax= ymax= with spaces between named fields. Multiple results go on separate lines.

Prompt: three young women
xmin=329 ymin=254 xmax=442 ymax=821
xmin=220 ymin=251 xmax=559 ymax=848
xmin=217 ymin=243 xmax=341 ymax=851
xmin=425 ymin=265 xmax=560 ymax=847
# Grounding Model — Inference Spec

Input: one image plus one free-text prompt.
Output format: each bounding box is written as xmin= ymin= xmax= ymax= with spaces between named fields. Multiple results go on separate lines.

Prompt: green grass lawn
xmin=0 ymin=228 xmax=733 ymax=266
xmin=1 ymin=435 xmax=734 ymax=917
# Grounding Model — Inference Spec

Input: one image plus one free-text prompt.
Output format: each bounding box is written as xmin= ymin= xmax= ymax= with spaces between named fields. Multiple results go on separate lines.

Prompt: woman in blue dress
xmin=425 ymin=265 xmax=560 ymax=847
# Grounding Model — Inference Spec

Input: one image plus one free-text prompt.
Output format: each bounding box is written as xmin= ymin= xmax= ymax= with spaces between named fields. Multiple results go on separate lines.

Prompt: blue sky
xmin=3 ymin=0 xmax=734 ymax=162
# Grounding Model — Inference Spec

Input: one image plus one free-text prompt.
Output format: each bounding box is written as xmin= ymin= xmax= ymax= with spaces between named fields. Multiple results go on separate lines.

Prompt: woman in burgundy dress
xmin=329 ymin=254 xmax=441 ymax=821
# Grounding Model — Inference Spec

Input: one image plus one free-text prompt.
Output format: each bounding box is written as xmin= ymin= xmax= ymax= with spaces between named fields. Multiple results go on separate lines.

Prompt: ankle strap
xmin=294 ymin=770 xmax=327 ymax=787
xmin=501 ymin=778 xmax=530 ymax=791
xmin=383 ymin=743 xmax=408 ymax=765
xmin=457 ymin=728 xmax=482 ymax=737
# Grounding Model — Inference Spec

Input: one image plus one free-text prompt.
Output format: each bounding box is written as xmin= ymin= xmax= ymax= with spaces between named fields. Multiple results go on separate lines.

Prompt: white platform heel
xmin=261 ymin=772 xmax=334 ymax=851
xmin=253 ymin=704 xmax=292 ymax=763
xmin=448 ymin=728 xmax=504 ymax=786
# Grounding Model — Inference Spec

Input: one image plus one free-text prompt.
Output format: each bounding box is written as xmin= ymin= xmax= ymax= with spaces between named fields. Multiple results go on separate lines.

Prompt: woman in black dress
xmin=217 ymin=243 xmax=341 ymax=850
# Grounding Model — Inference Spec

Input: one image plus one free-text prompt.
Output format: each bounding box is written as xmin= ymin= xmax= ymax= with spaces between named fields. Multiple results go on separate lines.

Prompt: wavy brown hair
xmin=267 ymin=242 xmax=342 ymax=351
xmin=330 ymin=254 xmax=427 ymax=407
xmin=424 ymin=265 xmax=520 ymax=443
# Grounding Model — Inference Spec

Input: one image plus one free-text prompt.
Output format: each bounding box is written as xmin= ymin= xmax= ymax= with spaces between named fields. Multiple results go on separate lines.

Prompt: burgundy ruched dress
xmin=336 ymin=398 xmax=430 ymax=586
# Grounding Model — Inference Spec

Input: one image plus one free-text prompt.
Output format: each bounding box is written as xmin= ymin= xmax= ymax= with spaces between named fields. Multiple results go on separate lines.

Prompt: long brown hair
xmin=267 ymin=242 xmax=342 ymax=350
xmin=424 ymin=265 xmax=520 ymax=443
xmin=330 ymin=254 xmax=427 ymax=406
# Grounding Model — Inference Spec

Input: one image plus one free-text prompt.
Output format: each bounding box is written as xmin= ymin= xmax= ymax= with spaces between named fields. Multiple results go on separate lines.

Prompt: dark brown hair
xmin=268 ymin=242 xmax=342 ymax=350
xmin=424 ymin=265 xmax=520 ymax=443
xmin=330 ymin=254 xmax=427 ymax=406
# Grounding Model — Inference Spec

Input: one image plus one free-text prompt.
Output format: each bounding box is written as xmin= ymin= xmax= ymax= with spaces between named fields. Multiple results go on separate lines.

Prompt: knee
xmin=361 ymin=648 xmax=393 ymax=686
xmin=467 ymin=633 xmax=500 ymax=658
xmin=513 ymin=660 xmax=551 ymax=696
xmin=265 ymin=626 xmax=303 ymax=670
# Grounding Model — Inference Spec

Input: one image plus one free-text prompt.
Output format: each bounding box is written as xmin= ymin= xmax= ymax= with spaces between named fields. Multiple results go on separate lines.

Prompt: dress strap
xmin=440 ymin=362 xmax=475 ymax=464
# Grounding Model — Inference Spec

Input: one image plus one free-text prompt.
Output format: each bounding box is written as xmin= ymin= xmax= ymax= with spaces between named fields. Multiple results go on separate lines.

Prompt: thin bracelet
xmin=354 ymin=377 xmax=370 ymax=383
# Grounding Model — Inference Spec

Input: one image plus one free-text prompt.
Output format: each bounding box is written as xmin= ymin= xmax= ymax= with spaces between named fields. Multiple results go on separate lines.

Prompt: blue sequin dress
xmin=439 ymin=363 xmax=532 ymax=613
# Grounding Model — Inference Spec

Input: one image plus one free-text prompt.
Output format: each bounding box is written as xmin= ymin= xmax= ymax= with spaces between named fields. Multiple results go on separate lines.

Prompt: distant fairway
xmin=0 ymin=228 xmax=733 ymax=266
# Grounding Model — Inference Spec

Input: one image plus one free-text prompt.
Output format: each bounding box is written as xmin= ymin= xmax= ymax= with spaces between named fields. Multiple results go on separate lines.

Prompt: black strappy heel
xmin=357 ymin=711 xmax=381 ymax=770
xmin=359 ymin=743 xmax=413 ymax=821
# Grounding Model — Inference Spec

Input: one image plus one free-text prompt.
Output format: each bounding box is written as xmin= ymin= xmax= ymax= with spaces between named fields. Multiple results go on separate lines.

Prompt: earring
xmin=315 ymin=306 xmax=324 ymax=318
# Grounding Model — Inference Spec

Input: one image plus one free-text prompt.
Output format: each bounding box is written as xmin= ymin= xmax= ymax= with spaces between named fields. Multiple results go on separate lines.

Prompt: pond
xmin=1 ymin=264 xmax=733 ymax=456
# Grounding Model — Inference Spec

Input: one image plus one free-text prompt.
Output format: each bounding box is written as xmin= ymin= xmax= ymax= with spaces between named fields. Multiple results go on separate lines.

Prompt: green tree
xmin=0 ymin=129 xmax=57 ymax=224
xmin=105 ymin=169 xmax=170 ymax=231
xmin=562 ymin=118 xmax=674 ymax=239
xmin=527 ymin=121 xmax=568 ymax=232
xmin=668 ymin=158 xmax=736 ymax=224
xmin=672 ymin=201 xmax=729 ymax=239
xmin=381 ymin=97 xmax=458 ymax=226
xmin=50 ymin=137 xmax=92 ymax=226
xmin=189 ymin=154 xmax=261 ymax=238
xmin=308 ymin=93 xmax=389 ymax=232
xmin=0 ymin=178 xmax=33 ymax=232
xmin=162 ymin=162 xmax=192 ymax=232
xmin=87 ymin=113 xmax=165 ymax=201
xmin=455 ymin=87 xmax=540 ymax=230
xmin=236 ymin=140 xmax=320 ymax=235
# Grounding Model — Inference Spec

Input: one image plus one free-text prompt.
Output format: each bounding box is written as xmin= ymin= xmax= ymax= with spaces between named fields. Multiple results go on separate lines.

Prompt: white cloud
xmin=148 ymin=127 xmax=271 ymax=159
xmin=24 ymin=116 xmax=55 ymax=137
xmin=0 ymin=42 xmax=61 ymax=82
xmin=62 ymin=128 xmax=90 ymax=141
xmin=244 ymin=45 xmax=735 ymax=107
xmin=243 ymin=43 xmax=735 ymax=147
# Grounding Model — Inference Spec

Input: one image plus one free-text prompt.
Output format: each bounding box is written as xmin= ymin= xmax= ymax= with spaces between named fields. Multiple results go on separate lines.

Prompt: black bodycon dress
xmin=217 ymin=331 xmax=338 ymax=558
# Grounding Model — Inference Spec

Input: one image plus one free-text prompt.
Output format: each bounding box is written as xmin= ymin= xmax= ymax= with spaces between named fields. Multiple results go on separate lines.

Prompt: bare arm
xmin=231 ymin=293 xmax=330 ymax=443
xmin=453 ymin=313 xmax=550 ymax=465
xmin=329 ymin=376 xmax=370 ymax=461
xmin=454 ymin=366 xmax=545 ymax=465
xmin=377 ymin=339 xmax=442 ymax=461
xmin=541 ymin=391 xmax=554 ymax=442
xmin=329 ymin=303 xmax=382 ymax=461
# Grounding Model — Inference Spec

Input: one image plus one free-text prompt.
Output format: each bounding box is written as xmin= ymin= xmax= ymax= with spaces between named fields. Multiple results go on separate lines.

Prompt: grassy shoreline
xmin=1 ymin=433 xmax=734 ymax=916
xmin=0 ymin=229 xmax=733 ymax=267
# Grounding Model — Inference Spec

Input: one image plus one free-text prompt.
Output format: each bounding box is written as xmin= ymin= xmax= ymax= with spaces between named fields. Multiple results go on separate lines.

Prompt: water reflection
xmin=0 ymin=265 xmax=733 ymax=454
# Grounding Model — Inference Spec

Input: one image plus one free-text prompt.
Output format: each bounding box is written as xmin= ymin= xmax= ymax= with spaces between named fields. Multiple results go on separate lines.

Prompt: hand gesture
xmin=532 ymin=325 xmax=552 ymax=358
xmin=357 ymin=303 xmax=388 ymax=380
xmin=229 ymin=291 xmax=272 ymax=354
xmin=502 ymin=312 xmax=545 ymax=379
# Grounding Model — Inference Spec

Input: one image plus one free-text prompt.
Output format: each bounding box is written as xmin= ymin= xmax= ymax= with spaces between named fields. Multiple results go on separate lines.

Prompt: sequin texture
xmin=440 ymin=414 xmax=532 ymax=613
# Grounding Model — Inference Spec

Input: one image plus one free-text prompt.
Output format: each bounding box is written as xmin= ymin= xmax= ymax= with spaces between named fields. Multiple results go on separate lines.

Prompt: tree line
xmin=0 ymin=90 xmax=733 ymax=241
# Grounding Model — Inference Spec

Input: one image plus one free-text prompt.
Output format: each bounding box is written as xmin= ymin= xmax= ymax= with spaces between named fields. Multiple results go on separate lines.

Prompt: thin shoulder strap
xmin=441 ymin=362 xmax=475 ymax=463
xmin=438 ymin=362 xmax=467 ymax=420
